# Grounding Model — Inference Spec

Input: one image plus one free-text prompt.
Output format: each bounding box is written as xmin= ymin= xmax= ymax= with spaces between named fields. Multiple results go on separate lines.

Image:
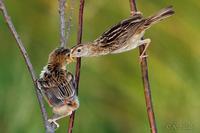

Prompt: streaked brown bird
xmin=70 ymin=6 xmax=174 ymax=60
xmin=37 ymin=47 xmax=79 ymax=128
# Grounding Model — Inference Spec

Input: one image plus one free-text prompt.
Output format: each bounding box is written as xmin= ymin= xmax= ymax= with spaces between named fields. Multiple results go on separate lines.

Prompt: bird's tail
xmin=144 ymin=6 xmax=174 ymax=28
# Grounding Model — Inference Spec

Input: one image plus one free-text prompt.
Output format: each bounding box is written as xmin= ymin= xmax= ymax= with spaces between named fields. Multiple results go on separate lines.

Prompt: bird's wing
xmin=66 ymin=71 xmax=77 ymax=90
xmin=38 ymin=71 xmax=75 ymax=106
xmin=94 ymin=13 xmax=145 ymax=47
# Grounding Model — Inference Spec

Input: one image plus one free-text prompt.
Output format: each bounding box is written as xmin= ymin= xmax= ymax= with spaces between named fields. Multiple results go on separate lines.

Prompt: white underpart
xmin=39 ymin=65 xmax=49 ymax=78
xmin=52 ymin=104 xmax=73 ymax=116
xmin=112 ymin=31 xmax=145 ymax=54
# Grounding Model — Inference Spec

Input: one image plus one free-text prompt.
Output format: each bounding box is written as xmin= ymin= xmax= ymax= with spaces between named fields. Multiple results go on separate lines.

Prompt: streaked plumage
xmin=37 ymin=47 xmax=79 ymax=128
xmin=70 ymin=6 xmax=174 ymax=58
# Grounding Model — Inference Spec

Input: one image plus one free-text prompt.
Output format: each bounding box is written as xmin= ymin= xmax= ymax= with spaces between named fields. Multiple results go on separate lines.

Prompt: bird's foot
xmin=139 ymin=54 xmax=148 ymax=63
xmin=138 ymin=38 xmax=150 ymax=63
xmin=48 ymin=119 xmax=60 ymax=129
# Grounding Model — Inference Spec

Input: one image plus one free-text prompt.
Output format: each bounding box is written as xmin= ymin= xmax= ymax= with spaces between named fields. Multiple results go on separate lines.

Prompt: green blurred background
xmin=0 ymin=0 xmax=200 ymax=133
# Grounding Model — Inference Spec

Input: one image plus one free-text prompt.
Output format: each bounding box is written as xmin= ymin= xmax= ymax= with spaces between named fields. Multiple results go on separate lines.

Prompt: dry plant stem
xmin=66 ymin=0 xmax=75 ymax=45
xmin=0 ymin=1 xmax=55 ymax=133
xmin=67 ymin=0 xmax=85 ymax=133
xmin=59 ymin=0 xmax=67 ymax=47
xmin=129 ymin=0 xmax=157 ymax=133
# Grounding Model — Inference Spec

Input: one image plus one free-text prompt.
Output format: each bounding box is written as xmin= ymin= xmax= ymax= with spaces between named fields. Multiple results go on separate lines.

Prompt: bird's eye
xmin=77 ymin=49 xmax=81 ymax=52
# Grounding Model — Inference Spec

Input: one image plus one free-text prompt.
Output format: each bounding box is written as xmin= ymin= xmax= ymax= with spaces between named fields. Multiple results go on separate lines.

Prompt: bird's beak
xmin=66 ymin=54 xmax=76 ymax=64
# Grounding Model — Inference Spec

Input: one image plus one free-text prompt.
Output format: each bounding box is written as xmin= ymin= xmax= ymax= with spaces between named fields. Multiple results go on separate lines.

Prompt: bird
xmin=37 ymin=47 xmax=79 ymax=128
xmin=70 ymin=6 xmax=174 ymax=60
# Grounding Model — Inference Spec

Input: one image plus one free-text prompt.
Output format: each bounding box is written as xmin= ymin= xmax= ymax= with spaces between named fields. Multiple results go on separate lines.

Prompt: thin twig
xmin=129 ymin=0 xmax=157 ymax=133
xmin=67 ymin=0 xmax=85 ymax=132
xmin=58 ymin=0 xmax=67 ymax=47
xmin=65 ymin=0 xmax=75 ymax=45
xmin=0 ymin=1 xmax=54 ymax=133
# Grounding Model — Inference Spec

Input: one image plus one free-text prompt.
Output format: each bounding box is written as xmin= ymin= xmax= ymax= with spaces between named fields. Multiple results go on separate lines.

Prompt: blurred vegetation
xmin=0 ymin=0 xmax=200 ymax=133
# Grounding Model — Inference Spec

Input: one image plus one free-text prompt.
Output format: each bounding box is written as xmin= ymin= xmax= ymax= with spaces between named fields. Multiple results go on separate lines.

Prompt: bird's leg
xmin=135 ymin=11 xmax=142 ymax=15
xmin=48 ymin=97 xmax=79 ymax=128
xmin=138 ymin=39 xmax=151 ymax=62
xmin=48 ymin=111 xmax=72 ymax=128
xmin=48 ymin=114 xmax=61 ymax=128
xmin=48 ymin=104 xmax=74 ymax=128
xmin=131 ymin=11 xmax=142 ymax=16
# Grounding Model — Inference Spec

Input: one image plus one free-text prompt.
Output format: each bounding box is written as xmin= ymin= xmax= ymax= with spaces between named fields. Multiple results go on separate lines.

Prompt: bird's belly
xmin=53 ymin=104 xmax=72 ymax=115
xmin=112 ymin=31 xmax=145 ymax=54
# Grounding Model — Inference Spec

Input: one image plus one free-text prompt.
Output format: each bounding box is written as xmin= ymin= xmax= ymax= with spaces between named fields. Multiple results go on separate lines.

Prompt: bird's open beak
xmin=66 ymin=54 xmax=76 ymax=64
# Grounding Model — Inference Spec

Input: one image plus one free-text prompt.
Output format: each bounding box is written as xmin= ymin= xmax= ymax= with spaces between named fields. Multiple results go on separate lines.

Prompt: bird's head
xmin=70 ymin=44 xmax=92 ymax=57
xmin=48 ymin=47 xmax=75 ymax=65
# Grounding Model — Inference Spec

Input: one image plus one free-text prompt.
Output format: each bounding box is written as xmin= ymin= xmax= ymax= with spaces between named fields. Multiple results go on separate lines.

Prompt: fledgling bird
xmin=37 ymin=47 xmax=79 ymax=128
xmin=70 ymin=6 xmax=174 ymax=60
